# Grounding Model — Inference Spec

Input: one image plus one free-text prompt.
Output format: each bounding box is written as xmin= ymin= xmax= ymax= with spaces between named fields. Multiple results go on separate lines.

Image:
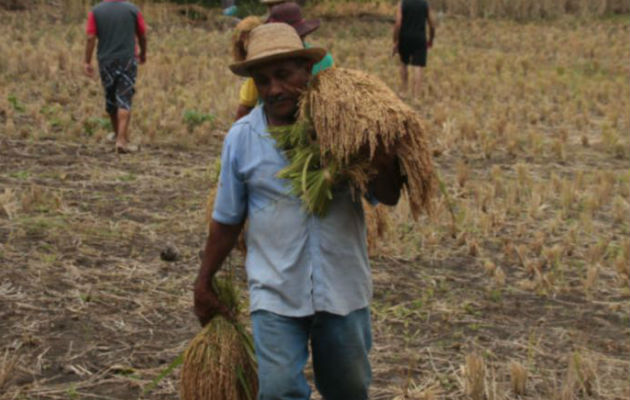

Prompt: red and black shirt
xmin=86 ymin=0 xmax=146 ymax=63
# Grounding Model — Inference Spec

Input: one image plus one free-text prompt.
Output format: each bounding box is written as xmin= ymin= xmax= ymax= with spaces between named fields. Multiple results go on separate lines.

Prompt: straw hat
xmin=267 ymin=2 xmax=320 ymax=37
xmin=229 ymin=23 xmax=326 ymax=77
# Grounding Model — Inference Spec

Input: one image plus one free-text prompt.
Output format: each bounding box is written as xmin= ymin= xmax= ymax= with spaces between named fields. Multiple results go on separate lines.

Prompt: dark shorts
xmin=399 ymin=39 xmax=427 ymax=67
xmin=99 ymin=59 xmax=137 ymax=114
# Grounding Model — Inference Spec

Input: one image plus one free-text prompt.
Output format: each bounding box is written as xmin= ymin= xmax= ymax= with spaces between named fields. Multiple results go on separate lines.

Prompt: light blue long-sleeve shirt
xmin=212 ymin=106 xmax=372 ymax=317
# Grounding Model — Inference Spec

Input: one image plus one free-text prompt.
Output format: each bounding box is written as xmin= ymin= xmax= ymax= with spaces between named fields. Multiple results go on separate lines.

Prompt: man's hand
xmin=392 ymin=42 xmax=398 ymax=57
xmin=194 ymin=280 xmax=234 ymax=326
xmin=139 ymin=52 xmax=146 ymax=65
xmin=84 ymin=62 xmax=95 ymax=78
xmin=367 ymin=145 xmax=403 ymax=206
xmin=427 ymin=40 xmax=433 ymax=49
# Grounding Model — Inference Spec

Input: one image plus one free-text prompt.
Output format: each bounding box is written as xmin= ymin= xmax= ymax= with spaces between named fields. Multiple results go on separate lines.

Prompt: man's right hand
xmin=193 ymin=281 xmax=234 ymax=327
xmin=84 ymin=62 xmax=94 ymax=78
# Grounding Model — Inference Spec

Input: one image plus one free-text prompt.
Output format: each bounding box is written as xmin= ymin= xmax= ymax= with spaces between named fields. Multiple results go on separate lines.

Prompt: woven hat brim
xmin=229 ymin=47 xmax=326 ymax=77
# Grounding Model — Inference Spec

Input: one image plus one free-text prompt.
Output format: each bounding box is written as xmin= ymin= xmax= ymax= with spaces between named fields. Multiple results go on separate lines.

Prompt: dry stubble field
xmin=0 ymin=2 xmax=629 ymax=399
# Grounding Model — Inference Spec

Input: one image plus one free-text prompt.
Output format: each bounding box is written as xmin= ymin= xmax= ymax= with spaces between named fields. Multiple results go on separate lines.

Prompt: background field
xmin=0 ymin=1 xmax=629 ymax=399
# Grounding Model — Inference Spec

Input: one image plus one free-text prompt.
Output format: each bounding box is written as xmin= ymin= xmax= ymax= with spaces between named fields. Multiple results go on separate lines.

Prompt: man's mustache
xmin=266 ymin=95 xmax=294 ymax=105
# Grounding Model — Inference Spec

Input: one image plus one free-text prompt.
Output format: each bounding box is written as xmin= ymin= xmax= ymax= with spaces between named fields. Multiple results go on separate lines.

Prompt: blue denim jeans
xmin=251 ymin=307 xmax=372 ymax=400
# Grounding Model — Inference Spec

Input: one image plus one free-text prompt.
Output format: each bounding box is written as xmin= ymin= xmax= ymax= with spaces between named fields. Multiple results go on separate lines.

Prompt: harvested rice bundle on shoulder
xmin=270 ymin=67 xmax=435 ymax=218
xmin=181 ymin=277 xmax=257 ymax=400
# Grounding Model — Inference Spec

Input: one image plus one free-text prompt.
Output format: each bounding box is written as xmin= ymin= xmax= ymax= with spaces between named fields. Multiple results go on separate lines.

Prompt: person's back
xmin=393 ymin=0 xmax=434 ymax=96
xmin=84 ymin=0 xmax=147 ymax=153
xmin=91 ymin=1 xmax=142 ymax=63
xmin=400 ymin=0 xmax=429 ymax=43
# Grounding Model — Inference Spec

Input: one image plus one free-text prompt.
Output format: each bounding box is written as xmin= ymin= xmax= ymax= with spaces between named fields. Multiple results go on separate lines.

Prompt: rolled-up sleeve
xmin=136 ymin=11 xmax=147 ymax=36
xmin=212 ymin=130 xmax=247 ymax=225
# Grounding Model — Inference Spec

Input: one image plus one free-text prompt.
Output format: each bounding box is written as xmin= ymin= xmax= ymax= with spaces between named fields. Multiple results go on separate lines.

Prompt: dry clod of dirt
xmin=160 ymin=242 xmax=181 ymax=262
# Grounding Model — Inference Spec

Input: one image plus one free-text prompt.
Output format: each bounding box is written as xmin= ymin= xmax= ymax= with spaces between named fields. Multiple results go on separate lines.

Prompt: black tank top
xmin=400 ymin=0 xmax=428 ymax=43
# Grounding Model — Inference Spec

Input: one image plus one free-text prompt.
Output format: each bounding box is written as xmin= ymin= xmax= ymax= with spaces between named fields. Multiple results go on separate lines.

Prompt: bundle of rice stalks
xmin=364 ymin=201 xmax=391 ymax=256
xmin=232 ymin=16 xmax=262 ymax=62
xmin=180 ymin=278 xmax=257 ymax=400
xmin=271 ymin=67 xmax=435 ymax=219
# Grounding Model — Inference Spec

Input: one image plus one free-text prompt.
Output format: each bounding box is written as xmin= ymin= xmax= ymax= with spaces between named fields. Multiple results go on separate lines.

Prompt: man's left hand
xmin=367 ymin=146 xmax=404 ymax=206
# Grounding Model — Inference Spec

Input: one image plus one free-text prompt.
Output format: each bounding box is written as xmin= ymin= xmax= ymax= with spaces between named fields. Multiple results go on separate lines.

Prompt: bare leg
xmin=115 ymin=108 xmax=131 ymax=150
xmin=399 ymin=62 xmax=409 ymax=95
xmin=108 ymin=111 xmax=118 ymax=140
xmin=411 ymin=66 xmax=423 ymax=98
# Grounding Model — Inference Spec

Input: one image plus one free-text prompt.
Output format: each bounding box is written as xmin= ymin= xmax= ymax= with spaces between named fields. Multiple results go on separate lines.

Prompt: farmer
xmin=235 ymin=1 xmax=334 ymax=120
xmin=83 ymin=0 xmax=147 ymax=153
xmin=393 ymin=0 xmax=436 ymax=96
xmin=194 ymin=23 xmax=402 ymax=400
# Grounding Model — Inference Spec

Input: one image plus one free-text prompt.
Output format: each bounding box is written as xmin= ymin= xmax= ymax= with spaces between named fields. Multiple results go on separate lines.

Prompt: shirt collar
xmin=251 ymin=105 xmax=270 ymax=137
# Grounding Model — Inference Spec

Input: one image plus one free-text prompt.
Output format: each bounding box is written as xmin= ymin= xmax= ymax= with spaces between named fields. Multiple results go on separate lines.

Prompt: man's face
xmin=250 ymin=58 xmax=311 ymax=124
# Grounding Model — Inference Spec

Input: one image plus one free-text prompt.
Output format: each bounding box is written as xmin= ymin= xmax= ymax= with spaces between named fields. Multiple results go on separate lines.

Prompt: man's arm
xmin=136 ymin=11 xmax=148 ymax=64
xmin=84 ymin=11 xmax=97 ymax=77
xmin=194 ymin=219 xmax=244 ymax=326
xmin=392 ymin=2 xmax=402 ymax=55
xmin=137 ymin=33 xmax=147 ymax=64
xmin=427 ymin=6 xmax=436 ymax=47
xmin=84 ymin=35 xmax=97 ymax=77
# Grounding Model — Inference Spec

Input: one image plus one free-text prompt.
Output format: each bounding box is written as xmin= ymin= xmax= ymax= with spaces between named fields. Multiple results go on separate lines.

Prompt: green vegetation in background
xmin=8 ymin=94 xmax=25 ymax=112
xmin=183 ymin=110 xmax=216 ymax=132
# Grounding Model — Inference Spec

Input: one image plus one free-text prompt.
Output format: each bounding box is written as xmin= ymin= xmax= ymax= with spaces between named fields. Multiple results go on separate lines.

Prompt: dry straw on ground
xmin=428 ymin=0 xmax=629 ymax=18
xmin=509 ymin=360 xmax=528 ymax=395
xmin=462 ymin=353 xmax=486 ymax=400
xmin=300 ymin=67 xmax=436 ymax=219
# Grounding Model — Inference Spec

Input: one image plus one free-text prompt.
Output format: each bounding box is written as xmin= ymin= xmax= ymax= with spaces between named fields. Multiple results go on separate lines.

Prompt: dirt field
xmin=1 ymin=2 xmax=629 ymax=400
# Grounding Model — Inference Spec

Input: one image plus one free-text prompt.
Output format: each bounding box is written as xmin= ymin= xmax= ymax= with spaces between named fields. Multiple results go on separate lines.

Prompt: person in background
xmin=235 ymin=1 xmax=334 ymax=120
xmin=195 ymin=23 xmax=402 ymax=400
xmin=393 ymin=0 xmax=435 ymax=97
xmin=222 ymin=0 xmax=238 ymax=17
xmin=84 ymin=0 xmax=147 ymax=153
xmin=232 ymin=16 xmax=263 ymax=64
